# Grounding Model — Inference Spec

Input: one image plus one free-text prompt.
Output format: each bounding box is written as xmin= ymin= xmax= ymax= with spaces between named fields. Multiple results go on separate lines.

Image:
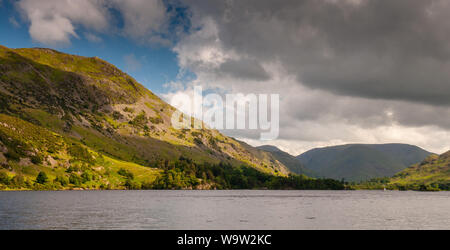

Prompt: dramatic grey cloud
xmin=218 ymin=59 xmax=270 ymax=81
xmin=170 ymin=0 xmax=450 ymax=154
xmin=181 ymin=0 xmax=450 ymax=106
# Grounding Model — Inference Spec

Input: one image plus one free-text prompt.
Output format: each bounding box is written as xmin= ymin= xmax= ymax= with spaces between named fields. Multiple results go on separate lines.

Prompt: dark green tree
xmin=0 ymin=172 xmax=10 ymax=185
xmin=55 ymin=175 xmax=69 ymax=186
xmin=36 ymin=171 xmax=48 ymax=184
xmin=69 ymin=174 xmax=83 ymax=186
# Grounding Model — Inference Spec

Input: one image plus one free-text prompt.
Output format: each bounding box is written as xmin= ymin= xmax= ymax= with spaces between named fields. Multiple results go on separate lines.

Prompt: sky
xmin=1 ymin=0 xmax=450 ymax=155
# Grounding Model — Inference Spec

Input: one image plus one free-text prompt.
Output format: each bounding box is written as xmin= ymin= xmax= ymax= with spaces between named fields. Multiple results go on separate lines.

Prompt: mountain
xmin=0 ymin=45 xmax=305 ymax=190
xmin=256 ymin=145 xmax=282 ymax=153
xmin=257 ymin=145 xmax=316 ymax=177
xmin=296 ymin=144 xmax=432 ymax=182
xmin=388 ymin=151 xmax=450 ymax=190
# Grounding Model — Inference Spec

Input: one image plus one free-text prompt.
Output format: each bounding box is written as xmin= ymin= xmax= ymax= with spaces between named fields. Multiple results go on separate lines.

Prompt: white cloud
xmin=84 ymin=32 xmax=102 ymax=43
xmin=16 ymin=0 xmax=169 ymax=46
xmin=174 ymin=18 xmax=237 ymax=71
xmin=8 ymin=16 xmax=20 ymax=28
xmin=17 ymin=0 xmax=109 ymax=45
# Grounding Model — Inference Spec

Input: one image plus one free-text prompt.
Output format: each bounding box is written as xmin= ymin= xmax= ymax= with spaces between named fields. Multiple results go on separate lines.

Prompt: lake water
xmin=0 ymin=190 xmax=449 ymax=230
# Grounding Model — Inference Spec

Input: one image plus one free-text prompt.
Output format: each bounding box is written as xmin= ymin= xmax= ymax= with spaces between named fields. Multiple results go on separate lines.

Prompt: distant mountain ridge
xmin=296 ymin=144 xmax=432 ymax=181
xmin=256 ymin=145 xmax=282 ymax=153
xmin=257 ymin=145 xmax=316 ymax=177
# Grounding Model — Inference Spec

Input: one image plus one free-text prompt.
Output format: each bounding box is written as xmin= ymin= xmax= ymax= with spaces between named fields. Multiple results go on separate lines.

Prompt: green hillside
xmin=356 ymin=151 xmax=450 ymax=191
xmin=0 ymin=45 xmax=344 ymax=190
xmin=389 ymin=151 xmax=450 ymax=190
xmin=296 ymin=144 xmax=432 ymax=182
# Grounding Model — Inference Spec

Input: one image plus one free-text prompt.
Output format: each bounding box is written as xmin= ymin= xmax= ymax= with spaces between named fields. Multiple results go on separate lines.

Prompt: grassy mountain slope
xmin=389 ymin=151 xmax=450 ymax=190
xmin=0 ymin=45 xmax=298 ymax=190
xmin=0 ymin=113 xmax=161 ymax=190
xmin=257 ymin=145 xmax=316 ymax=177
xmin=356 ymin=151 xmax=450 ymax=191
xmin=296 ymin=144 xmax=432 ymax=181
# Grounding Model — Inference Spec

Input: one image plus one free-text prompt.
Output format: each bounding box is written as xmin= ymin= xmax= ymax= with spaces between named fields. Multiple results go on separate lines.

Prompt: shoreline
xmin=1 ymin=188 xmax=446 ymax=192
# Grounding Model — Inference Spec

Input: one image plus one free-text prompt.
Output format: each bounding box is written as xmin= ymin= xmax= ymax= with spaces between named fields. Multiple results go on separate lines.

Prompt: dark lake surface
xmin=0 ymin=190 xmax=449 ymax=230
